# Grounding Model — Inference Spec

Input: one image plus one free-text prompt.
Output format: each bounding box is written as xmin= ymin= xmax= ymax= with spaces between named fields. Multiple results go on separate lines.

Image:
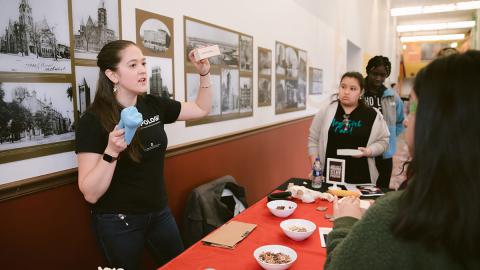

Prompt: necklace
xmin=342 ymin=114 xmax=351 ymax=131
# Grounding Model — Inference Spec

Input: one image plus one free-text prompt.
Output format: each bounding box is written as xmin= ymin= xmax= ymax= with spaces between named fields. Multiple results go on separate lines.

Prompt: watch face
xmin=103 ymin=153 xmax=116 ymax=163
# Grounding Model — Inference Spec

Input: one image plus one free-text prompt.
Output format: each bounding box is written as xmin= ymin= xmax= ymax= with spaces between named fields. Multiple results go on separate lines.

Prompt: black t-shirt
xmin=364 ymin=84 xmax=386 ymax=113
xmin=75 ymin=95 xmax=181 ymax=213
xmin=325 ymin=104 xmax=376 ymax=184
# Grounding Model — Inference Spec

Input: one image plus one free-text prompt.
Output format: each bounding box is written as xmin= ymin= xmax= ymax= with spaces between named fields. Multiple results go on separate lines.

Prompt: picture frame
xmin=0 ymin=82 xmax=76 ymax=164
xmin=71 ymin=0 xmax=122 ymax=63
xmin=146 ymin=56 xmax=174 ymax=99
xmin=0 ymin=0 xmax=72 ymax=74
xmin=136 ymin=8 xmax=173 ymax=59
xmin=75 ymin=65 xmax=99 ymax=115
xmin=0 ymin=0 xmax=81 ymax=165
xmin=184 ymin=16 xmax=253 ymax=126
xmin=275 ymin=41 xmax=307 ymax=114
xmin=326 ymin=158 xmax=346 ymax=184
xmin=309 ymin=67 xmax=323 ymax=95
xmin=258 ymin=47 xmax=271 ymax=107
xmin=239 ymin=35 xmax=253 ymax=72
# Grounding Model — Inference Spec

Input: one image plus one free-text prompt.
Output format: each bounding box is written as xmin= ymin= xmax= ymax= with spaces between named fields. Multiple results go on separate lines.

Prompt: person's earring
xmin=113 ymin=84 xmax=118 ymax=93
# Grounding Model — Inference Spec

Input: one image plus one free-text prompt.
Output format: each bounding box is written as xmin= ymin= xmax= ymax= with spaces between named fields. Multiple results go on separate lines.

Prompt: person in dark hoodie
xmin=363 ymin=56 xmax=404 ymax=188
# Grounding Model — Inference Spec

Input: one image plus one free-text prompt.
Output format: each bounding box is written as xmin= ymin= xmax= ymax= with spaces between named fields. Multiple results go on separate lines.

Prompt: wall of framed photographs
xmin=0 ymin=0 xmax=122 ymax=184
xmin=121 ymin=0 xmax=329 ymax=149
xmin=184 ymin=16 xmax=253 ymax=126
xmin=275 ymin=41 xmax=307 ymax=114
xmin=0 ymin=0 xmax=398 ymax=186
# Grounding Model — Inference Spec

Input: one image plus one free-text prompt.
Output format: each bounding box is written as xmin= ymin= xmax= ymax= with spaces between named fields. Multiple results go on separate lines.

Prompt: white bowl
xmin=266 ymin=200 xmax=297 ymax=218
xmin=280 ymin=219 xmax=317 ymax=241
xmin=253 ymin=244 xmax=297 ymax=270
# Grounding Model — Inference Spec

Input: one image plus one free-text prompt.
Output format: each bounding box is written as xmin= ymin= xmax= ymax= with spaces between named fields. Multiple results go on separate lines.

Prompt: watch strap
xmin=103 ymin=153 xmax=118 ymax=163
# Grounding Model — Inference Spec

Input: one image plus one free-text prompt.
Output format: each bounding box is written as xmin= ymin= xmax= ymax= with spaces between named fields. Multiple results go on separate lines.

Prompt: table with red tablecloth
xmin=159 ymin=193 xmax=333 ymax=270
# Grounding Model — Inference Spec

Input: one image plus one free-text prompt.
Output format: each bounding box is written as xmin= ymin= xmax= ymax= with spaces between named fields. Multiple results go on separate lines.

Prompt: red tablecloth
xmin=159 ymin=196 xmax=333 ymax=270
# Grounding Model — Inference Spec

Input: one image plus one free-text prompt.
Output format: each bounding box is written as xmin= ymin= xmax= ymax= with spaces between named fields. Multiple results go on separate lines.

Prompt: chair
xmin=181 ymin=175 xmax=247 ymax=247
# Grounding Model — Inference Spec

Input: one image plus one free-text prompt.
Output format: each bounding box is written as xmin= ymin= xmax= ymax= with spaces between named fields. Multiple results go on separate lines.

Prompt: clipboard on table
xmin=201 ymin=220 xmax=257 ymax=249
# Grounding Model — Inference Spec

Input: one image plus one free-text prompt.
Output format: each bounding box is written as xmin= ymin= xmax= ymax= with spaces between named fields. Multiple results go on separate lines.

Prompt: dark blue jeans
xmin=92 ymin=207 xmax=184 ymax=270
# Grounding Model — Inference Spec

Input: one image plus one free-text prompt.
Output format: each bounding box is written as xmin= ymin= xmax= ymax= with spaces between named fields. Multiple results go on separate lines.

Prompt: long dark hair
xmin=88 ymin=40 xmax=142 ymax=162
xmin=392 ymin=50 xmax=480 ymax=262
xmin=340 ymin=71 xmax=366 ymax=107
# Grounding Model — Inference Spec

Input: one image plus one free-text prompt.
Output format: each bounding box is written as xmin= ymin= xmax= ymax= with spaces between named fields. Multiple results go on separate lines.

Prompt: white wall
xmin=0 ymin=0 xmax=396 ymax=184
xmin=347 ymin=40 xmax=362 ymax=72
xmin=294 ymin=0 xmax=398 ymax=82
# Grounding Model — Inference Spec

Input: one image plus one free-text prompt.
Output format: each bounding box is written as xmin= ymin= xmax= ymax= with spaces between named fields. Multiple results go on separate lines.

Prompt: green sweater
xmin=325 ymin=191 xmax=479 ymax=270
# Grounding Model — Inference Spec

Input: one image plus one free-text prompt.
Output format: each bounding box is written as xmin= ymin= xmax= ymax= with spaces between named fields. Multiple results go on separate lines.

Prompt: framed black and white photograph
xmin=184 ymin=16 xmax=253 ymax=126
xmin=298 ymin=50 xmax=307 ymax=81
xmin=276 ymin=42 xmax=286 ymax=75
xmin=72 ymin=0 xmax=120 ymax=60
xmin=0 ymin=0 xmax=71 ymax=74
xmin=258 ymin=47 xmax=272 ymax=107
xmin=0 ymin=82 xmax=75 ymax=163
xmin=285 ymin=47 xmax=298 ymax=78
xmin=185 ymin=18 xmax=239 ymax=67
xmin=186 ymin=73 xmax=221 ymax=116
xmin=297 ymin=79 xmax=306 ymax=108
xmin=75 ymin=66 xmax=99 ymax=115
xmin=146 ymin=56 xmax=174 ymax=99
xmin=239 ymin=35 xmax=253 ymax=72
xmin=239 ymin=77 xmax=252 ymax=113
xmin=136 ymin=9 xmax=173 ymax=58
xmin=275 ymin=79 xmax=286 ymax=109
xmin=309 ymin=67 xmax=323 ymax=95
xmin=221 ymin=68 xmax=239 ymax=114
xmin=258 ymin=47 xmax=272 ymax=76
xmin=275 ymin=41 xmax=307 ymax=114
xmin=258 ymin=77 xmax=271 ymax=107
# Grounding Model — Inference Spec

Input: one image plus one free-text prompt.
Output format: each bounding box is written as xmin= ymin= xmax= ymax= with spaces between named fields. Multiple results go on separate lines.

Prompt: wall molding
xmin=0 ymin=116 xmax=313 ymax=202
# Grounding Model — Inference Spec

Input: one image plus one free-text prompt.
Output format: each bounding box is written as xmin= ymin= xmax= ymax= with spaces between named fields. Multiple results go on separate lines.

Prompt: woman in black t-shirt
xmin=75 ymin=40 xmax=212 ymax=270
xmin=308 ymin=72 xmax=389 ymax=185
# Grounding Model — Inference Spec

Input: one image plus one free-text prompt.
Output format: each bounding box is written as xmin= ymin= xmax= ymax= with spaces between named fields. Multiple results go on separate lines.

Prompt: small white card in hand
xmin=337 ymin=149 xmax=362 ymax=156
xmin=193 ymin=45 xmax=221 ymax=60
xmin=319 ymin=227 xmax=332 ymax=248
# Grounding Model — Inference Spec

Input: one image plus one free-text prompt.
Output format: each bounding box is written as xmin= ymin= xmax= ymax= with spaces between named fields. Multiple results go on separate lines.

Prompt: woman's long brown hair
xmin=88 ymin=40 xmax=142 ymax=162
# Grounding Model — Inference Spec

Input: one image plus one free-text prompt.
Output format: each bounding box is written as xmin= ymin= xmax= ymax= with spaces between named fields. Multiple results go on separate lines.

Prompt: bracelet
xmin=200 ymin=70 xmax=210 ymax=76
xmin=200 ymin=84 xmax=211 ymax=88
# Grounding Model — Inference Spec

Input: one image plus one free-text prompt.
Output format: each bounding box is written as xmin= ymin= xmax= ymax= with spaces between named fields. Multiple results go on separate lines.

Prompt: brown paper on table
xmin=201 ymin=220 xmax=257 ymax=249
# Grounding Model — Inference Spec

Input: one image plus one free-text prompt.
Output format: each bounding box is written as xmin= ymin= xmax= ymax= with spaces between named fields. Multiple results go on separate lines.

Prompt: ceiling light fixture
xmin=400 ymin=34 xmax=465 ymax=42
xmin=391 ymin=1 xmax=480 ymax=16
xmin=397 ymin=20 xmax=476 ymax=32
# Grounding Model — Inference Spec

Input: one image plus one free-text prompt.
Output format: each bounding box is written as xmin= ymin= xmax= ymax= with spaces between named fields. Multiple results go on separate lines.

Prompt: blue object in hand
xmin=118 ymin=106 xmax=143 ymax=145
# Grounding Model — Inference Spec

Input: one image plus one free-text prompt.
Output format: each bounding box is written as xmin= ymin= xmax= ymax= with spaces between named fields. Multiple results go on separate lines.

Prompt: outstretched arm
xmin=178 ymin=50 xmax=213 ymax=121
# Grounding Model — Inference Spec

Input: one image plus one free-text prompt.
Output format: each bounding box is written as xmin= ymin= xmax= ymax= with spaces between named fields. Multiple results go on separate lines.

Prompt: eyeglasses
xmin=342 ymin=114 xmax=350 ymax=131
